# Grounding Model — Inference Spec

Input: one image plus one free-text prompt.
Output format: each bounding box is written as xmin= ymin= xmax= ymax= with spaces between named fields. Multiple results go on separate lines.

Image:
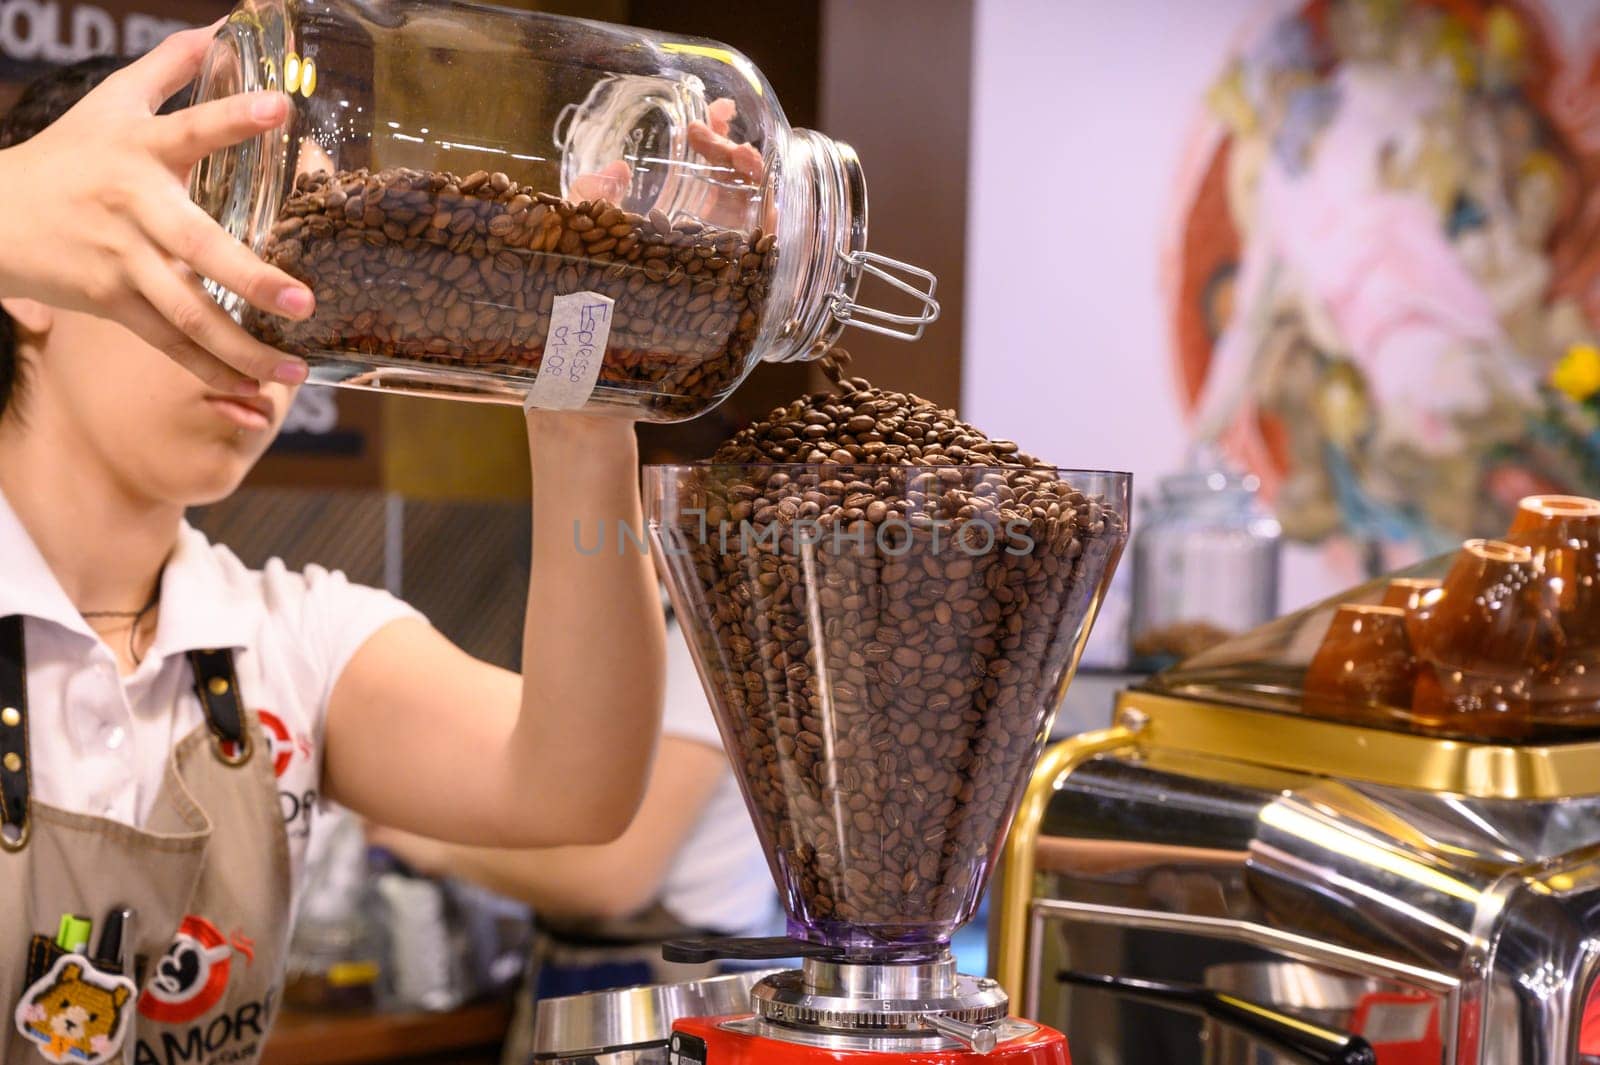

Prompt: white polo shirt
xmin=0 ymin=488 xmax=420 ymax=903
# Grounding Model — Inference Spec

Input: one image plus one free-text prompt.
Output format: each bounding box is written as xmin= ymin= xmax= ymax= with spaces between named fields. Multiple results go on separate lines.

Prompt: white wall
xmin=964 ymin=0 xmax=1280 ymax=659
xmin=964 ymin=0 xmax=1600 ymax=624
xmin=965 ymin=0 xmax=1264 ymax=480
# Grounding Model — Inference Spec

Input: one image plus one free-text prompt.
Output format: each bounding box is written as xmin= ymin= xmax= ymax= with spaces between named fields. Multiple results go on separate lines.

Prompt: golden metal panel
xmin=1120 ymin=690 xmax=1600 ymax=801
xmin=990 ymin=725 xmax=1137 ymax=1008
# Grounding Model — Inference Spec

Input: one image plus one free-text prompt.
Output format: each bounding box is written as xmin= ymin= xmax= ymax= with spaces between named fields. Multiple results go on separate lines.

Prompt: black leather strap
xmin=188 ymin=648 xmax=251 ymax=766
xmin=0 ymin=615 xmax=32 ymax=850
xmin=0 ymin=627 xmax=250 ymax=852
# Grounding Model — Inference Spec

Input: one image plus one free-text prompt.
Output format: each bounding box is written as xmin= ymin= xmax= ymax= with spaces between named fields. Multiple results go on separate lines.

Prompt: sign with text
xmin=0 ymin=0 xmax=226 ymax=98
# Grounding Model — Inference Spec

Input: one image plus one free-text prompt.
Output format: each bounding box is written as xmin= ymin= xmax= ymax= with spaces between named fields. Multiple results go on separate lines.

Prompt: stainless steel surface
xmin=1202 ymin=963 xmax=1390 ymax=1065
xmin=532 ymin=969 xmax=776 ymax=1059
xmin=829 ymin=250 xmax=941 ymax=341
xmin=1024 ymin=745 xmax=1600 ymax=1064
xmin=749 ymin=955 xmax=1009 ymax=1034
xmin=535 ymin=1051 xmax=666 ymax=1065
xmin=914 ymin=1012 xmax=1002 ymax=1053
xmin=716 ymin=1016 xmax=1040 ymax=1054
xmin=804 ymin=955 xmax=956 ymax=999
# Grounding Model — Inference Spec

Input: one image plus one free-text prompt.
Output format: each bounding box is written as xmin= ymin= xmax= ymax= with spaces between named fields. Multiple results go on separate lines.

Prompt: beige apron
xmin=0 ymin=615 xmax=291 ymax=1065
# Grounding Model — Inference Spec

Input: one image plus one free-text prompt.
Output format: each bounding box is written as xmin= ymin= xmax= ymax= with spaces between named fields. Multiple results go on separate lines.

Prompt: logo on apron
xmin=255 ymin=712 xmax=296 ymax=779
xmin=138 ymin=918 xmax=236 ymax=1026
xmin=14 ymin=955 xmax=136 ymax=1065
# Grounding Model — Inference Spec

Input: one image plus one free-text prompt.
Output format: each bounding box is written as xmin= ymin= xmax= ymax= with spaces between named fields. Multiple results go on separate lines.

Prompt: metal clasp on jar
xmin=829 ymin=250 xmax=940 ymax=341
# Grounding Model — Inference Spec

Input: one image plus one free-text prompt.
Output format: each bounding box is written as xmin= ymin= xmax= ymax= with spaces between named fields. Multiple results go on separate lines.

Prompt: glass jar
xmin=189 ymin=0 xmax=939 ymax=421
xmin=1130 ymin=460 xmax=1281 ymax=672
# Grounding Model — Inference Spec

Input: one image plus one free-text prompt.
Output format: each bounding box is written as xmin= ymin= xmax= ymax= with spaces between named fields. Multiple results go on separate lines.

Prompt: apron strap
xmin=188 ymin=648 xmax=253 ymax=767
xmin=0 ymin=625 xmax=252 ymax=853
xmin=0 ymin=615 xmax=32 ymax=851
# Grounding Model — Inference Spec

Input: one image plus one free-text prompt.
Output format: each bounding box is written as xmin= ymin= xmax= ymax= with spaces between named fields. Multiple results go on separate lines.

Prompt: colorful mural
xmin=1172 ymin=0 xmax=1600 ymax=552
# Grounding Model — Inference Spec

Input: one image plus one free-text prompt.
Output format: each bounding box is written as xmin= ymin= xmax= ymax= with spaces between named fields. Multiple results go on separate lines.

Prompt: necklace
xmin=80 ymin=591 xmax=160 ymax=666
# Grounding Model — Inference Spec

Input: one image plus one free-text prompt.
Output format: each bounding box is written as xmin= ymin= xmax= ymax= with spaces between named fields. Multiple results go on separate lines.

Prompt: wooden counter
xmin=262 ymin=1001 xmax=512 ymax=1065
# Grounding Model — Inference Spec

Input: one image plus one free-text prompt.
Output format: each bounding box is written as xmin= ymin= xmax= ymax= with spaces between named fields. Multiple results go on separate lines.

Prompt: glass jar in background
xmin=282 ymin=809 xmax=385 ymax=1012
xmin=1130 ymin=459 xmax=1282 ymax=672
xmin=189 ymin=0 xmax=939 ymax=420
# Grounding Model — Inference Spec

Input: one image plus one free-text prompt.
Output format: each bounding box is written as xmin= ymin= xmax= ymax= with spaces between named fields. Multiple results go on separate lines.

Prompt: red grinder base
xmin=669 ymin=1016 xmax=1071 ymax=1064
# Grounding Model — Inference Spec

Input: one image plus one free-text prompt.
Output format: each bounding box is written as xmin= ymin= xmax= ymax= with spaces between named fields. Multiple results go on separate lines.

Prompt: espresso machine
xmin=995 ymin=496 xmax=1600 ymax=1064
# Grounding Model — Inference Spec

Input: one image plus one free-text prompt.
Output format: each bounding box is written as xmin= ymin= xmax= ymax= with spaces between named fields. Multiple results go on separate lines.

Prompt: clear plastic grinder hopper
xmin=645 ymin=462 xmax=1130 ymax=1054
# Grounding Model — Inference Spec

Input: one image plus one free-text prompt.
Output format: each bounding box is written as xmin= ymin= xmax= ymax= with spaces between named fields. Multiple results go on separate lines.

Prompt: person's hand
xmin=0 ymin=24 xmax=315 ymax=395
xmin=687 ymin=98 xmax=764 ymax=189
xmin=686 ymin=98 xmax=767 ymax=230
xmin=570 ymin=98 xmax=768 ymax=232
xmin=570 ymin=159 xmax=632 ymax=205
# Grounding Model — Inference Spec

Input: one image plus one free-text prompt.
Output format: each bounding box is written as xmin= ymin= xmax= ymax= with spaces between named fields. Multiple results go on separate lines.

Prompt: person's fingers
xmin=151 ymin=91 xmax=291 ymax=169
xmin=130 ymin=252 xmax=308 ymax=386
xmin=599 ymin=160 xmax=630 ymax=198
xmin=570 ymin=173 xmax=607 ymax=201
xmin=139 ymin=188 xmax=313 ymax=319
xmin=115 ymin=295 xmax=261 ymax=395
xmin=707 ymin=97 xmax=737 ymax=137
xmin=571 ymin=160 xmax=630 ymax=203
xmin=111 ymin=23 xmax=223 ymax=110
xmin=729 ymin=143 xmax=765 ymax=185
xmin=687 ymin=121 xmax=735 ymax=169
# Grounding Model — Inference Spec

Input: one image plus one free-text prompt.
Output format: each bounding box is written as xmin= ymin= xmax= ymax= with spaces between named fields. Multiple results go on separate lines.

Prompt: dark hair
xmin=0 ymin=56 xmax=134 ymax=420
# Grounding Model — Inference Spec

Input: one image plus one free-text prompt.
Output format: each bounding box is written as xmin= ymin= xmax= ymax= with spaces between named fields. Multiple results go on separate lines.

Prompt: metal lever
xmin=830 ymin=250 xmax=941 ymax=341
xmin=1057 ymin=971 xmax=1375 ymax=1065
xmin=660 ymin=935 xmax=840 ymax=965
xmin=914 ymin=1013 xmax=1001 ymax=1054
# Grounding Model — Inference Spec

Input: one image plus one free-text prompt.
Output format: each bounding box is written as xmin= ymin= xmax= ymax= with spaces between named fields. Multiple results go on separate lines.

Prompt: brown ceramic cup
xmin=1508 ymin=495 xmax=1600 ymax=645
xmin=1304 ymin=604 xmax=1417 ymax=726
xmin=1411 ymin=662 xmax=1535 ymax=741
xmin=1381 ymin=578 xmax=1442 ymax=612
xmin=1506 ymin=496 xmax=1600 ymax=727
xmin=1407 ymin=538 xmax=1540 ymax=678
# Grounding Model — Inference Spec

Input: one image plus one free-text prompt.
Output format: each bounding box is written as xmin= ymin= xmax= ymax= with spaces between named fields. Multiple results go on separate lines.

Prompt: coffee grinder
xmin=643 ymin=461 xmax=1130 ymax=1064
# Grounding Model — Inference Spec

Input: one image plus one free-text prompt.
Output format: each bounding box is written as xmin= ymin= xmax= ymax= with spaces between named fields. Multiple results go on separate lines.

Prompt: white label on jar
xmin=524 ymin=291 xmax=615 ymax=412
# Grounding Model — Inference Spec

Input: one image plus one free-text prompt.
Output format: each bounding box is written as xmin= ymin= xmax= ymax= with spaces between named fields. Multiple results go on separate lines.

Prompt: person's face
xmin=11 ymin=303 xmax=295 ymax=506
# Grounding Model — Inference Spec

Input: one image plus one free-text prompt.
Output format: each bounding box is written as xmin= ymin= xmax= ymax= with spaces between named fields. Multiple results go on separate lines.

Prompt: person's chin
xmin=184 ymin=467 xmax=256 ymax=507
xmin=175 ymin=437 xmax=276 ymax=506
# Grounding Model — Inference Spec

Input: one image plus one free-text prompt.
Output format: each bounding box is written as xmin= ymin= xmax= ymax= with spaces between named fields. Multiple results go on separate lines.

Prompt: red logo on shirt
xmin=256 ymin=711 xmax=294 ymax=779
xmin=139 ymin=917 xmax=234 ymax=1025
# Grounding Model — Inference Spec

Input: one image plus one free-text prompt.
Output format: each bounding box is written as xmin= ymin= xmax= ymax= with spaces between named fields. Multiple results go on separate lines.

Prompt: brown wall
xmin=625 ymin=0 xmax=820 ymax=461
xmin=815 ymin=0 xmax=973 ymax=412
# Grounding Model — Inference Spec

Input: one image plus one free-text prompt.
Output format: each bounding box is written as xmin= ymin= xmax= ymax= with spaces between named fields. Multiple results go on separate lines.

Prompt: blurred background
xmin=4 ymin=0 xmax=1599 ymax=1059
xmin=7 ymin=0 xmax=1595 ymax=667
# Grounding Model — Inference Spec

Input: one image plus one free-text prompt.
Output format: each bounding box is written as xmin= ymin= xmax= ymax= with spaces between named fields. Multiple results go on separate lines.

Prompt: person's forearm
xmin=507 ymin=413 xmax=665 ymax=841
xmin=423 ymin=839 xmax=657 ymax=920
xmin=366 ymin=737 xmax=721 ymax=911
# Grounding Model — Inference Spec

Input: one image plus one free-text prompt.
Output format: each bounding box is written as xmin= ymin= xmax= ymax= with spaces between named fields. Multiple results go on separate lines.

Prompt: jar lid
xmin=556 ymin=72 xmax=711 ymax=218
xmin=1158 ymin=467 xmax=1261 ymax=501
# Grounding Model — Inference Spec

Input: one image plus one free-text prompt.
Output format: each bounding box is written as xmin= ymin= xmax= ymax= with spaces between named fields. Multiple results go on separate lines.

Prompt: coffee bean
xmin=660 ymin=364 xmax=1126 ymax=942
xmin=244 ymin=166 xmax=776 ymax=418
